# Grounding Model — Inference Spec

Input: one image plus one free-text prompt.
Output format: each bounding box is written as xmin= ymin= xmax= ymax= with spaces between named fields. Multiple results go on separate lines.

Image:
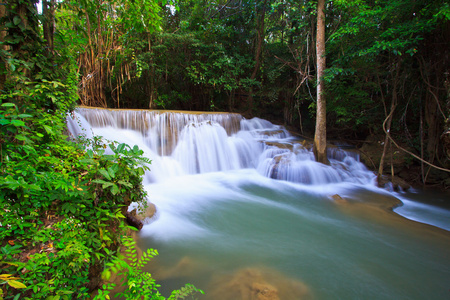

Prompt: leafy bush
xmin=1 ymin=89 xmax=201 ymax=299
xmin=95 ymin=236 xmax=204 ymax=300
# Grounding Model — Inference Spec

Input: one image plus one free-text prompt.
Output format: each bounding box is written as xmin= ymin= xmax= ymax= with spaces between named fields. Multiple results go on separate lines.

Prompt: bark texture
xmin=313 ymin=0 xmax=328 ymax=164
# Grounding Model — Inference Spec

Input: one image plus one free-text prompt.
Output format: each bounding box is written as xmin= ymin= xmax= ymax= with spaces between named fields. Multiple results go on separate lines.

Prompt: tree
xmin=247 ymin=0 xmax=268 ymax=116
xmin=313 ymin=0 xmax=328 ymax=164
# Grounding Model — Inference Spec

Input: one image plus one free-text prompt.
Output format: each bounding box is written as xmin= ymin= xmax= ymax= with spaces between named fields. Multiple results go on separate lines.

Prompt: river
xmin=67 ymin=107 xmax=450 ymax=300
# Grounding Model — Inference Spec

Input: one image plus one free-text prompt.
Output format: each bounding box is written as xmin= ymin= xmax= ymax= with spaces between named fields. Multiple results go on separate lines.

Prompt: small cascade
xmin=67 ymin=107 xmax=376 ymax=185
xmin=72 ymin=107 xmax=242 ymax=156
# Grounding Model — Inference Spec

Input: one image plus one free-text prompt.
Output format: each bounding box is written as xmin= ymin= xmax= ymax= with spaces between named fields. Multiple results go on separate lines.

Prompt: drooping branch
xmin=382 ymin=106 xmax=450 ymax=174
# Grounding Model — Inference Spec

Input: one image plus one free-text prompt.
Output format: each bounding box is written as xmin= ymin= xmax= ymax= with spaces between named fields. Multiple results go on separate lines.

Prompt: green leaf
xmin=11 ymin=120 xmax=25 ymax=127
xmin=17 ymin=114 xmax=32 ymax=118
xmin=102 ymin=182 xmax=114 ymax=189
xmin=43 ymin=125 xmax=53 ymax=134
xmin=1 ymin=103 xmax=16 ymax=107
xmin=117 ymin=180 xmax=132 ymax=188
xmin=13 ymin=16 xmax=21 ymax=25
xmin=107 ymin=166 xmax=116 ymax=179
xmin=79 ymin=158 xmax=94 ymax=164
xmin=99 ymin=169 xmax=111 ymax=180
xmin=111 ymin=184 xmax=119 ymax=195
xmin=0 ymin=119 xmax=10 ymax=125
xmin=15 ymin=135 xmax=27 ymax=141
xmin=116 ymin=143 xmax=126 ymax=153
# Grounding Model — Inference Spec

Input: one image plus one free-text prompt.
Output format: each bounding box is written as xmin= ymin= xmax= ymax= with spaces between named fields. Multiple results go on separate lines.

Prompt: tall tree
xmin=313 ymin=0 xmax=328 ymax=164
xmin=247 ymin=0 xmax=268 ymax=116
xmin=42 ymin=0 xmax=55 ymax=51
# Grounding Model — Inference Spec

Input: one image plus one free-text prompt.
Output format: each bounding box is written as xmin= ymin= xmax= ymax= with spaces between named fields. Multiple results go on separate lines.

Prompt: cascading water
xmin=67 ymin=107 xmax=450 ymax=300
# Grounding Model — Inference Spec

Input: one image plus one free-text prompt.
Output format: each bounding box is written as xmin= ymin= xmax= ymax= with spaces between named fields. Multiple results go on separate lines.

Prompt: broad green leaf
xmin=117 ymin=180 xmax=132 ymax=188
xmin=13 ymin=16 xmax=21 ymax=25
xmin=43 ymin=125 xmax=53 ymax=134
xmin=11 ymin=120 xmax=25 ymax=127
xmin=1 ymin=103 xmax=15 ymax=107
xmin=107 ymin=166 xmax=116 ymax=179
xmin=99 ymin=169 xmax=111 ymax=180
xmin=17 ymin=114 xmax=32 ymax=118
xmin=102 ymin=182 xmax=114 ymax=189
xmin=79 ymin=158 xmax=94 ymax=164
xmin=111 ymin=184 xmax=119 ymax=195
xmin=116 ymin=143 xmax=126 ymax=153
xmin=86 ymin=149 xmax=94 ymax=158
xmin=15 ymin=135 xmax=27 ymax=141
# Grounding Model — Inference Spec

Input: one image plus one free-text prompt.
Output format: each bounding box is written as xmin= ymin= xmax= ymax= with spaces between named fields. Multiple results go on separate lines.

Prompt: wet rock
xmin=152 ymin=257 xmax=196 ymax=280
xmin=251 ymin=282 xmax=279 ymax=300
xmin=207 ymin=267 xmax=311 ymax=300
xmin=331 ymin=194 xmax=348 ymax=205
xmin=377 ymin=175 xmax=411 ymax=191
xmin=126 ymin=209 xmax=143 ymax=230
xmin=126 ymin=203 xmax=157 ymax=229
xmin=135 ymin=203 xmax=157 ymax=222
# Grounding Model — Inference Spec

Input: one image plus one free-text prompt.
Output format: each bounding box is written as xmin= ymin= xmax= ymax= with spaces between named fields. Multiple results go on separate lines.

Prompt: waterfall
xmin=66 ymin=107 xmax=375 ymax=185
xmin=66 ymin=108 xmax=450 ymax=300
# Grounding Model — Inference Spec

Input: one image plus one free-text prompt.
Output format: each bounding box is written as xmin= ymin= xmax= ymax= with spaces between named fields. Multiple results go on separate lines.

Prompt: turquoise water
xmin=137 ymin=171 xmax=450 ymax=300
xmin=67 ymin=108 xmax=450 ymax=299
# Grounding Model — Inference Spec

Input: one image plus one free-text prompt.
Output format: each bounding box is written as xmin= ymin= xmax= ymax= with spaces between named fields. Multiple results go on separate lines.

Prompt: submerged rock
xmin=207 ymin=267 xmax=311 ymax=300
xmin=331 ymin=194 xmax=348 ymax=205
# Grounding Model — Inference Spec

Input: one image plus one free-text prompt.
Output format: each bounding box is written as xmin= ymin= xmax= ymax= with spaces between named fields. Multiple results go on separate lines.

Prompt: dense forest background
xmin=0 ymin=0 xmax=449 ymax=171
xmin=15 ymin=0 xmax=448 ymax=186
xmin=1 ymin=1 xmax=450 ymax=186
xmin=2 ymin=0 xmax=450 ymax=162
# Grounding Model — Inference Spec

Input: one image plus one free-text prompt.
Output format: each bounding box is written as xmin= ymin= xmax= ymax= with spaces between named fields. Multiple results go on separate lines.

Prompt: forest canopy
xmin=59 ymin=0 xmax=450 ymax=185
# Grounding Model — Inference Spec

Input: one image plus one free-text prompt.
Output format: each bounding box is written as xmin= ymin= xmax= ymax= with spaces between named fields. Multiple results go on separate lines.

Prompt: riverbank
xmin=358 ymin=133 xmax=450 ymax=191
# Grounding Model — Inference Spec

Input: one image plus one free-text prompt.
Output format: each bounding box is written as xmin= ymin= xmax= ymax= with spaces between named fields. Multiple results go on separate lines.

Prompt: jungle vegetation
xmin=0 ymin=0 xmax=449 ymax=299
xmin=45 ymin=0 xmax=450 ymax=186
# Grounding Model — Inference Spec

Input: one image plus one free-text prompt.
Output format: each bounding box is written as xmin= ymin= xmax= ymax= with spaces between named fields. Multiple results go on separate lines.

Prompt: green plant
xmin=95 ymin=236 xmax=204 ymax=300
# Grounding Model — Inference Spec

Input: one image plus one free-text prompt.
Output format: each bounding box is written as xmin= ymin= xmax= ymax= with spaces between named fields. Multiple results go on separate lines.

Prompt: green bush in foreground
xmin=0 ymin=94 xmax=202 ymax=299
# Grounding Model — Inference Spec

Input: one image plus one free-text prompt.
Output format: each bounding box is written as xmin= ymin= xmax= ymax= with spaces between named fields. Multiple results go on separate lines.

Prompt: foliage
xmin=94 ymin=236 xmax=204 ymax=300
xmin=0 ymin=96 xmax=150 ymax=299
xmin=1 ymin=2 xmax=202 ymax=299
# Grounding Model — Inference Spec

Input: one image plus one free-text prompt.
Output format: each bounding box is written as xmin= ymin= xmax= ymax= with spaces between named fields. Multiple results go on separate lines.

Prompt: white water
xmin=67 ymin=108 xmax=375 ymax=185
xmin=67 ymin=108 xmax=450 ymax=300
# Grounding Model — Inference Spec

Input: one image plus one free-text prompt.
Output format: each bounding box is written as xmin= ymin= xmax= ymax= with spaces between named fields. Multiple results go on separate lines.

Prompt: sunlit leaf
xmin=7 ymin=280 xmax=27 ymax=289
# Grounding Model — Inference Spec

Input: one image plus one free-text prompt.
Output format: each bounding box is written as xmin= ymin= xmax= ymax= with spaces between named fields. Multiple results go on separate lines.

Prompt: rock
xmin=377 ymin=175 xmax=411 ymax=191
xmin=207 ymin=267 xmax=311 ymax=300
xmin=126 ymin=209 xmax=143 ymax=230
xmin=331 ymin=194 xmax=348 ymax=205
xmin=252 ymin=282 xmax=280 ymax=300
xmin=135 ymin=203 xmax=157 ymax=222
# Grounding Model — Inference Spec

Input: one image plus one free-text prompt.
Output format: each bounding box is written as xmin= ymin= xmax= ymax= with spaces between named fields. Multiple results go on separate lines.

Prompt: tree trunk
xmin=42 ymin=0 xmax=55 ymax=51
xmin=377 ymin=63 xmax=400 ymax=185
xmin=0 ymin=3 xmax=7 ymax=91
xmin=246 ymin=0 xmax=267 ymax=116
xmin=313 ymin=0 xmax=328 ymax=164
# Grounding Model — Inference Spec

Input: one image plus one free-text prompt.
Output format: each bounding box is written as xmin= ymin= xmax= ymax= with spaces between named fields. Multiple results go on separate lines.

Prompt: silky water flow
xmin=67 ymin=108 xmax=450 ymax=300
